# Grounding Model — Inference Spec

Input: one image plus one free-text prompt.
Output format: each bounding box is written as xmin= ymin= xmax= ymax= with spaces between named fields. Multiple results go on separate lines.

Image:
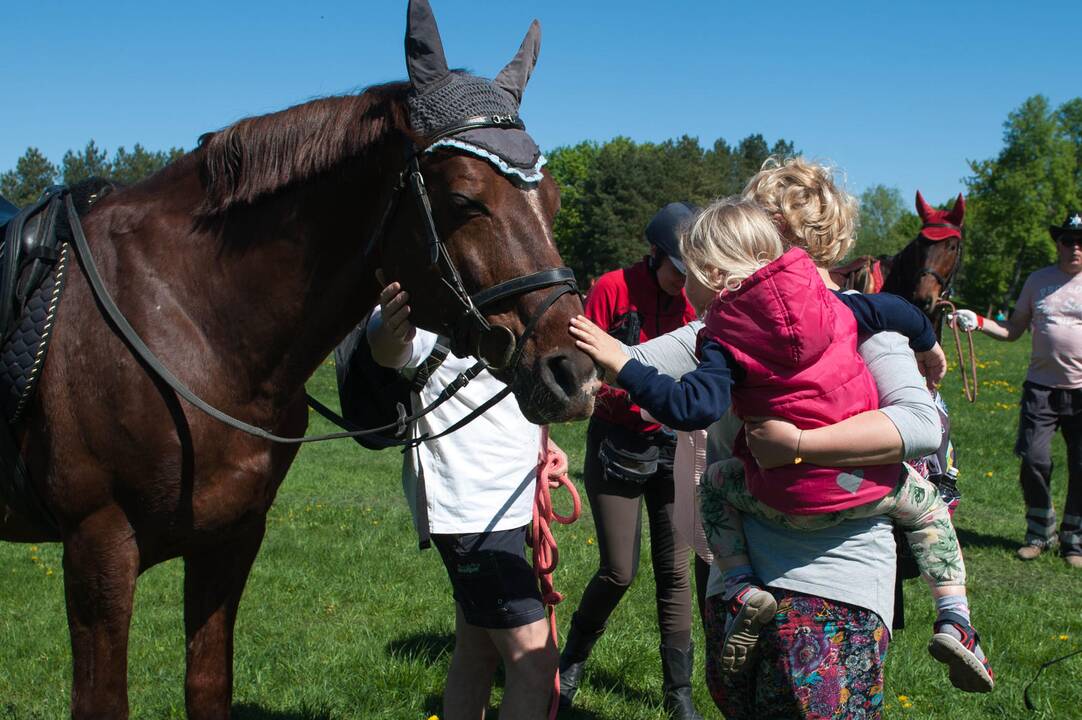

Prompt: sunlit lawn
xmin=1 ymin=335 xmax=1079 ymax=719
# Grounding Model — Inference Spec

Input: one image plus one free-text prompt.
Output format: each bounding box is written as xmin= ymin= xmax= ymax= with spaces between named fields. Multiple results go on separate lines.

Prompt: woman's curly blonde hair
xmin=742 ymin=157 xmax=858 ymax=267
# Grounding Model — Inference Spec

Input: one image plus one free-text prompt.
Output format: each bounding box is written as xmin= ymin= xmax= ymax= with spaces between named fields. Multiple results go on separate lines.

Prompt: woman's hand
xmin=744 ymin=416 xmax=803 ymax=469
xmin=569 ymin=315 xmax=629 ymax=377
xmin=914 ymin=342 xmax=947 ymax=390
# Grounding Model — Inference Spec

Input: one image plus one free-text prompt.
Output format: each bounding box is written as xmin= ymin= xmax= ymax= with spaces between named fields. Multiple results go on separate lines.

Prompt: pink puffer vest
xmin=702 ymin=248 xmax=900 ymax=514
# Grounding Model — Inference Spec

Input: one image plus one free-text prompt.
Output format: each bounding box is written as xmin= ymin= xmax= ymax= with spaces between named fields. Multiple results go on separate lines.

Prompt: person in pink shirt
xmin=951 ymin=211 xmax=1082 ymax=568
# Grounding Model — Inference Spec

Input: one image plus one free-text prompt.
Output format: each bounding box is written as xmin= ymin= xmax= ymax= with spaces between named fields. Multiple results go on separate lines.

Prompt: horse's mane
xmin=196 ymin=81 xmax=415 ymax=216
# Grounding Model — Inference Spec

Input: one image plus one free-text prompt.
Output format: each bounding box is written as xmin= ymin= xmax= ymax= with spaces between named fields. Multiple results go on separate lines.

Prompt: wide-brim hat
xmin=1049 ymin=211 xmax=1082 ymax=241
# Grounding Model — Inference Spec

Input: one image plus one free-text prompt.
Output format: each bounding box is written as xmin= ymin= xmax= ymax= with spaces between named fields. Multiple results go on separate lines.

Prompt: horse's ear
xmin=405 ymin=0 xmax=450 ymax=93
xmin=494 ymin=20 xmax=541 ymax=106
xmin=947 ymin=193 xmax=966 ymax=226
xmin=914 ymin=190 xmax=934 ymax=221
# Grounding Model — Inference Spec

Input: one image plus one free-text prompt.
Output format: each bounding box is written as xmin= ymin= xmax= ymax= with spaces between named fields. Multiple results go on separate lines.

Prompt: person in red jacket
xmin=558 ymin=203 xmax=703 ymax=719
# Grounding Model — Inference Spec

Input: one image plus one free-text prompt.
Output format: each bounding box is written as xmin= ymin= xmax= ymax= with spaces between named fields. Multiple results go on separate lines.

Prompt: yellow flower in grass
xmin=985 ymin=471 xmax=993 ymax=477
xmin=428 ymin=715 xmax=440 ymax=720
xmin=587 ymin=537 xmax=594 ymax=545
xmin=897 ymin=695 xmax=909 ymax=702
xmin=1060 ymin=634 xmax=1070 ymax=641
xmin=902 ymin=701 xmax=913 ymax=709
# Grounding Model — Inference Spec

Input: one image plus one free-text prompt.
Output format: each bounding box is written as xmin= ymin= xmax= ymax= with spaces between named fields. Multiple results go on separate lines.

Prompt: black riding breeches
xmin=573 ymin=417 xmax=695 ymax=649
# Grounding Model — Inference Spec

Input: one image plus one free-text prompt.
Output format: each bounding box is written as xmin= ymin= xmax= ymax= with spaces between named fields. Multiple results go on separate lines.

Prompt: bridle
xmin=916 ymin=225 xmax=977 ymax=403
xmin=916 ymin=224 xmax=963 ymax=301
xmin=59 ymin=116 xmax=580 ymax=445
xmin=367 ymin=114 xmax=579 ymax=372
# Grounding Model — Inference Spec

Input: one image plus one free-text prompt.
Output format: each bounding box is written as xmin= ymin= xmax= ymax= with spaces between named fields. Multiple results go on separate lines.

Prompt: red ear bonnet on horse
xmin=915 ymin=190 xmax=965 ymax=242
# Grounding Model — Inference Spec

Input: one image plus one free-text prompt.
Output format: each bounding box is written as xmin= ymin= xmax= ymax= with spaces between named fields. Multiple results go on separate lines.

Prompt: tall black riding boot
xmin=558 ymin=613 xmax=605 ymax=710
xmin=660 ymin=642 xmax=704 ymax=720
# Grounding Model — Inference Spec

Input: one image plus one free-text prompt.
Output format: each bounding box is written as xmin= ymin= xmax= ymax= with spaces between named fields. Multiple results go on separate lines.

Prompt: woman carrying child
xmin=572 ymin=159 xmax=993 ymax=717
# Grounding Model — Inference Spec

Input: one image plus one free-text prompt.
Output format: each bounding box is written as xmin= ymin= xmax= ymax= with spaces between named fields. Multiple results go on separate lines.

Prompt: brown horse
xmin=0 ymin=2 xmax=596 ymax=718
xmin=833 ymin=191 xmax=966 ymax=335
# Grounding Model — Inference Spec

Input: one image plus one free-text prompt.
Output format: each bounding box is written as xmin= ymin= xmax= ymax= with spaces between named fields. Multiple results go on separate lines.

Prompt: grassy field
xmin=1 ymin=334 xmax=1080 ymax=719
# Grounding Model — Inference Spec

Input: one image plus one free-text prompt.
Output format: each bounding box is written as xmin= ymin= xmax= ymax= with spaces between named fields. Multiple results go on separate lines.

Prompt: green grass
xmin=1 ymin=337 xmax=1080 ymax=719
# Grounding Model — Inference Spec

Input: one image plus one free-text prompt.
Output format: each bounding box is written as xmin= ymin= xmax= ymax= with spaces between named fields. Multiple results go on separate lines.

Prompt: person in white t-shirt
xmin=951 ymin=211 xmax=1082 ymax=567
xmin=367 ymin=279 xmax=566 ymax=719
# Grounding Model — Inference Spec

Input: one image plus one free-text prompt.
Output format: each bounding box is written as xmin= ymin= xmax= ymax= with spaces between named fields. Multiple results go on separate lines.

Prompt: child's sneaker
xmin=927 ymin=611 xmax=994 ymax=693
xmin=720 ymin=585 xmax=777 ymax=674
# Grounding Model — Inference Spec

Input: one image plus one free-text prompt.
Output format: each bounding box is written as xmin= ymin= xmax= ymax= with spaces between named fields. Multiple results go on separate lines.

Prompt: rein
xmin=61 ymin=116 xmax=578 ymax=445
xmin=935 ymin=298 xmax=978 ymax=403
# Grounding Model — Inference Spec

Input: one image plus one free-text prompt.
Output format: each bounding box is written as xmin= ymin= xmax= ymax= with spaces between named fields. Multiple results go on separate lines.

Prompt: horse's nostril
xmin=544 ymin=354 xmax=579 ymax=401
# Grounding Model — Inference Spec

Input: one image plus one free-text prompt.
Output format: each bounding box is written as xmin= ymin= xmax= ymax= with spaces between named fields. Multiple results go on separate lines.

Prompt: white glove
xmin=947 ymin=309 xmax=981 ymax=332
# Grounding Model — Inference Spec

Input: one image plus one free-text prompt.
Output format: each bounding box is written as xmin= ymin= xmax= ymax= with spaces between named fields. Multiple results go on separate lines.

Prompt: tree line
xmin=3 ymin=93 xmax=1080 ymax=311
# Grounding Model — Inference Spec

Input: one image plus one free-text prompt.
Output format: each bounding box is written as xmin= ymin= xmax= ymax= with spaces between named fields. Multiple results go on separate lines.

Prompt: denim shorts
xmin=431 ymin=525 xmax=546 ymax=629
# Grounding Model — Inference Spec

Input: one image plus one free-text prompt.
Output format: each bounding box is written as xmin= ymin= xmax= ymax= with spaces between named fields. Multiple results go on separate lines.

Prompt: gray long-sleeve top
xmin=621 ymin=319 xmax=941 ymax=629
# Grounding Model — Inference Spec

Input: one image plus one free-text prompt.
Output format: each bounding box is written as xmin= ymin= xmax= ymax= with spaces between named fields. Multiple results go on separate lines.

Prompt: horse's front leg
xmin=62 ymin=506 xmax=140 ymax=720
xmin=183 ymin=520 xmax=266 ymax=720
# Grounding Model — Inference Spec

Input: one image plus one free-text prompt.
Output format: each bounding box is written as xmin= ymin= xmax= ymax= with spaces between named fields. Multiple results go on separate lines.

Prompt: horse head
xmin=906 ymin=190 xmax=965 ymax=316
xmin=377 ymin=0 xmax=598 ymax=424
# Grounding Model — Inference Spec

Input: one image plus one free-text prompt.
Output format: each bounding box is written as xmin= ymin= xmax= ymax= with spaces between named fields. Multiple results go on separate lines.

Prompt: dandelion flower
xmin=897 ymin=695 xmax=909 ymax=702
xmin=985 ymin=471 xmax=993 ymax=477
xmin=1060 ymin=634 xmax=1069 ymax=641
xmin=587 ymin=538 xmax=594 ymax=545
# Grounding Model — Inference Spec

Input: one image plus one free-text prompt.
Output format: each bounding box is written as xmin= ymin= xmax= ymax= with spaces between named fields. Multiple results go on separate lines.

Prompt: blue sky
xmin=4 ymin=1 xmax=1079 ymax=207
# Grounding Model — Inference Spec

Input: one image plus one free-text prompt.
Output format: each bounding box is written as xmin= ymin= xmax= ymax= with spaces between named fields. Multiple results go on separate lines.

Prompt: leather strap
xmin=471 ymin=267 xmax=576 ymax=310
xmin=424 ymin=114 xmax=525 ymax=146
xmin=64 ymin=192 xmax=491 ymax=445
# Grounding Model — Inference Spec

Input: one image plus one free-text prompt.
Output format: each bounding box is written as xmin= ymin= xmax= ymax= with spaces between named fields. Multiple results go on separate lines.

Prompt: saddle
xmin=829 ymin=255 xmax=885 ymax=294
xmin=0 ymin=188 xmax=76 ymax=421
xmin=0 ymin=183 xmax=109 ymax=533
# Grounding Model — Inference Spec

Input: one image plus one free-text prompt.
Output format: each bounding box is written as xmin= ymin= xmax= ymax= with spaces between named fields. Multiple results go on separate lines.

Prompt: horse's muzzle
xmin=512 ymin=348 xmax=596 ymax=423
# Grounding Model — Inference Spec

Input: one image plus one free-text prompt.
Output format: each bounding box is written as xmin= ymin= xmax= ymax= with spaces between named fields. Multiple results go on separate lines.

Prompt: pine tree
xmin=0 ymin=148 xmax=58 ymax=207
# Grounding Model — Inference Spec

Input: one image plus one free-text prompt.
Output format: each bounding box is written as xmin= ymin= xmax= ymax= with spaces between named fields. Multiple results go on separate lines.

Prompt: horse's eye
xmin=450 ymin=193 xmax=490 ymax=217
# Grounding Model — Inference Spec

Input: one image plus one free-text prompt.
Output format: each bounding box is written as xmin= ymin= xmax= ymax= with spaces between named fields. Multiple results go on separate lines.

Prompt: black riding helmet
xmin=646 ymin=202 xmax=698 ymax=275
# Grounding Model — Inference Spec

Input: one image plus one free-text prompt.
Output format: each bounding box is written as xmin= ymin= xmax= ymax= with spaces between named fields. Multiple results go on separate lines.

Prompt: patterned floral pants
xmin=700 ymin=459 xmax=966 ymax=586
xmin=704 ymin=590 xmax=890 ymax=720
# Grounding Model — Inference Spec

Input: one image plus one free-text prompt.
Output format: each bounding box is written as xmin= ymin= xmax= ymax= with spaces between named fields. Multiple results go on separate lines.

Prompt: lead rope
xmin=530 ymin=425 xmax=581 ymax=720
xmin=936 ymin=298 xmax=978 ymax=403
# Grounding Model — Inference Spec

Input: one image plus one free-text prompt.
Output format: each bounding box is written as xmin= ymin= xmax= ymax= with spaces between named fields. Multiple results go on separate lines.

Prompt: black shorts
xmin=431 ymin=525 xmax=546 ymax=629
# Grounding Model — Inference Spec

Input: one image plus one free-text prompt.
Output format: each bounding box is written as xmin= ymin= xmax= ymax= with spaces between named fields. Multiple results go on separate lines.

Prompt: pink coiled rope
xmin=529 ymin=425 xmax=581 ymax=720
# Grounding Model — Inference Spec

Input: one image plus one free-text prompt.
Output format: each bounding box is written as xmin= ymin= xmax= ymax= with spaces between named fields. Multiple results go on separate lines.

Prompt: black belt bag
xmin=598 ymin=438 xmax=659 ymax=485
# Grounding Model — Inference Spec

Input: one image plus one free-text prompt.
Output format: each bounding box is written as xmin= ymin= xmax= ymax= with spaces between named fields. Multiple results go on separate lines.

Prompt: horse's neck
xmin=147 ymin=170 xmax=387 ymax=412
xmin=227 ymin=194 xmax=383 ymax=401
xmin=880 ymin=252 xmax=905 ymax=295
